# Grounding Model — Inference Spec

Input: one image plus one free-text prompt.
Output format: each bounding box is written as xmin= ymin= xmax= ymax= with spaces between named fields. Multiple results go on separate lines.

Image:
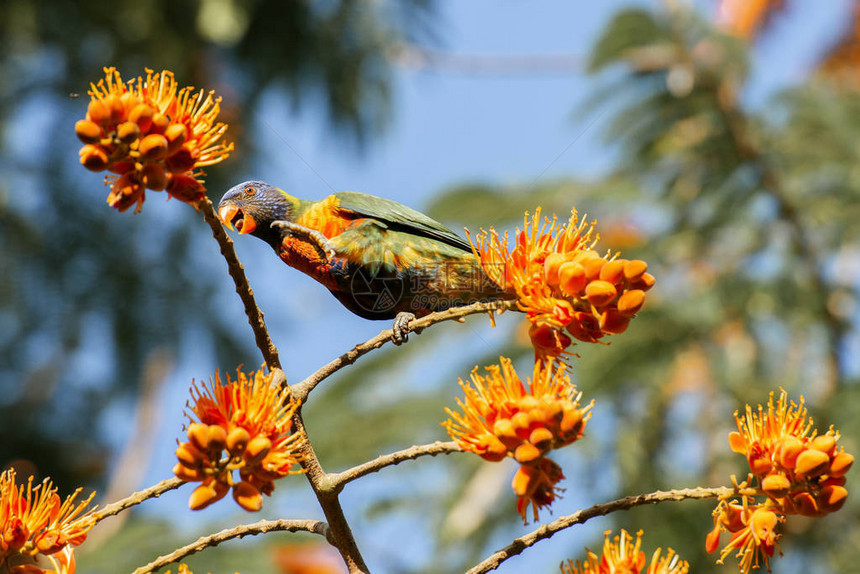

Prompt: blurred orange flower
xmin=76 ymin=67 xmax=233 ymax=213
xmin=729 ymin=389 xmax=852 ymax=517
xmin=561 ymin=529 xmax=689 ymax=574
xmin=174 ymin=367 xmax=306 ymax=512
xmin=469 ymin=209 xmax=653 ymax=360
xmin=717 ymin=0 xmax=785 ymax=39
xmin=708 ymin=390 xmax=852 ymax=572
xmin=0 ymin=469 xmax=96 ymax=574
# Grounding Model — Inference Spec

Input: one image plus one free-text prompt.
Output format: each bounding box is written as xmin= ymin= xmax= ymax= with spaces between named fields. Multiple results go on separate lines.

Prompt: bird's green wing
xmin=334 ymin=191 xmax=472 ymax=252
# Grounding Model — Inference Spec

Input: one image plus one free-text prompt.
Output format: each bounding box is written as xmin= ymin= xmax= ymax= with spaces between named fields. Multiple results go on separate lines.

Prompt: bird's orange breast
xmin=295 ymin=195 xmax=361 ymax=239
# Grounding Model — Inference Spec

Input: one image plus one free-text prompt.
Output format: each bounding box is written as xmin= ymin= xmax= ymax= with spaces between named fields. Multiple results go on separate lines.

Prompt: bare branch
xmin=197 ymin=197 xmax=282 ymax=371
xmin=91 ymin=477 xmax=185 ymax=525
xmin=466 ymin=486 xmax=732 ymax=574
xmin=293 ymin=300 xmax=517 ymax=401
xmin=329 ymin=441 xmax=463 ymax=492
xmin=132 ymin=518 xmax=330 ymax=574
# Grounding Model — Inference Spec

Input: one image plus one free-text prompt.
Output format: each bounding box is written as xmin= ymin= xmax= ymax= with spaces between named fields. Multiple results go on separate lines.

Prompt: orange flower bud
xmin=761 ymin=472 xmax=791 ymax=498
xmin=479 ymin=434 xmax=509 ymax=462
xmin=166 ymin=174 xmax=205 ymax=203
xmin=188 ymin=422 xmax=210 ymax=451
xmin=75 ymin=119 xmax=103 ymax=144
xmin=599 ymin=259 xmax=626 ymax=285
xmin=172 ymin=462 xmax=203 ymax=482
xmin=116 ymin=121 xmax=140 ymax=144
xmin=227 ymin=427 xmax=251 ymax=456
xmin=175 ymin=442 xmax=205 ymax=469
xmin=150 ymin=112 xmax=170 ymax=134
xmin=188 ymin=480 xmax=229 ymax=510
xmin=617 ymin=289 xmax=645 ymax=315
xmin=514 ymin=442 xmax=542 ymax=464
xmin=599 ymin=310 xmax=630 ymax=334
xmin=205 ymin=425 xmax=227 ymax=453
xmin=120 ymin=91 xmax=138 ymax=113
xmin=87 ymin=99 xmax=111 ymax=126
xmin=517 ymin=395 xmax=540 ymax=412
xmin=138 ymin=133 xmax=169 ymax=161
xmin=560 ymin=406 xmax=583 ymax=434
xmin=510 ymin=411 xmax=533 ymax=439
xmin=166 ymin=145 xmax=196 ymax=173
xmin=539 ymin=399 xmax=564 ymax=423
xmin=79 ymin=145 xmax=109 ymax=171
xmin=829 ymin=452 xmax=854 ymax=477
xmin=232 ymin=481 xmax=263 ymax=512
xmin=244 ymin=436 xmax=273 ymax=465
xmin=165 ymin=123 xmax=188 ymax=154
xmin=141 ymin=163 xmax=168 ymax=191
xmin=776 ymin=435 xmax=803 ymax=469
xmin=529 ymin=323 xmax=571 ymax=357
xmin=543 ymin=252 xmax=566 ymax=286
xmin=529 ymin=427 xmax=554 ymax=450
xmin=511 ymin=464 xmax=537 ymax=497
xmin=623 ymin=259 xmax=648 ymax=281
xmin=105 ymin=94 xmax=125 ymax=124
xmin=810 ymin=434 xmax=837 ymax=456
xmin=818 ymin=484 xmax=848 ymax=513
xmin=792 ymin=491 xmax=819 ymax=516
xmin=749 ymin=454 xmax=773 ymax=476
xmin=558 ymin=262 xmax=587 ymax=296
xmin=566 ymin=311 xmax=603 ymax=343
xmin=129 ymin=103 xmax=154 ymax=133
xmin=583 ymin=258 xmax=605 ymax=281
xmin=585 ymin=280 xmax=617 ymax=307
xmin=493 ymin=418 xmax=521 ymax=449
xmin=632 ymin=272 xmax=656 ymax=292
xmin=795 ymin=448 xmax=830 ymax=478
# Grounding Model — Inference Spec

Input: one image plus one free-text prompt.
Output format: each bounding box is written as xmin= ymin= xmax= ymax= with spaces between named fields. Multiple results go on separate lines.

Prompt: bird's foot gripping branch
xmin=17 ymin=65 xmax=846 ymax=574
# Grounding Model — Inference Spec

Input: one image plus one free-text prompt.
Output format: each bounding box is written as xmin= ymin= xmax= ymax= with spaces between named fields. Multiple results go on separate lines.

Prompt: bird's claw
xmin=272 ymin=221 xmax=336 ymax=260
xmin=392 ymin=312 xmax=416 ymax=345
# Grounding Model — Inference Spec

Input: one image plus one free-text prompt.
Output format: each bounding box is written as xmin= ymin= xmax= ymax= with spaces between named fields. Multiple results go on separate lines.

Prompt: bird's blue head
xmin=218 ymin=180 xmax=295 ymax=245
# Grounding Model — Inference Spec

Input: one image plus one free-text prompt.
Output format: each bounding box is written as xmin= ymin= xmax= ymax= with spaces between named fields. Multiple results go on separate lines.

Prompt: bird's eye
xmin=245 ymin=186 xmax=256 ymax=197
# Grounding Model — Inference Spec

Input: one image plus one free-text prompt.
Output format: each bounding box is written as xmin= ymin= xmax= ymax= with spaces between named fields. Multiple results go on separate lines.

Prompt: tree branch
xmin=91 ymin=477 xmax=185 ymax=525
xmin=197 ymin=196 xmax=369 ymax=571
xmin=466 ymin=486 xmax=732 ymax=574
xmin=329 ymin=441 xmax=463 ymax=492
xmin=132 ymin=518 xmax=330 ymax=574
xmin=292 ymin=300 xmax=516 ymax=402
xmin=197 ymin=197 xmax=282 ymax=371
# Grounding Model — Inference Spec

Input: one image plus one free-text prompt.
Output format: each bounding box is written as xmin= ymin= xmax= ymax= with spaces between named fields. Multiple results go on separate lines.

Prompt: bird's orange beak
xmin=218 ymin=204 xmax=257 ymax=234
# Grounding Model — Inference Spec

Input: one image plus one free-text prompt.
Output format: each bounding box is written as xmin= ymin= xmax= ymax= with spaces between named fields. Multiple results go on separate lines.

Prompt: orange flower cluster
xmin=470 ymin=209 xmax=653 ymax=360
xmin=443 ymin=357 xmax=592 ymax=522
xmin=76 ymin=67 xmax=233 ymax=213
xmin=707 ymin=390 xmax=853 ymax=573
xmin=0 ymin=469 xmax=96 ymax=574
xmin=561 ymin=529 xmax=689 ymax=574
xmin=174 ymin=367 xmax=306 ymax=512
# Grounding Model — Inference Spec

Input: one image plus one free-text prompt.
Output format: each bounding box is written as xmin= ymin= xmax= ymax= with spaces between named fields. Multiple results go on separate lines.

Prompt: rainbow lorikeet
xmin=218 ymin=181 xmax=507 ymax=343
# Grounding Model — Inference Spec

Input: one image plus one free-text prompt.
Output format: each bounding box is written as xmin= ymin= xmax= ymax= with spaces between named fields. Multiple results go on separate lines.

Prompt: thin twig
xmin=329 ymin=441 xmax=463 ymax=492
xmin=91 ymin=477 xmax=185 ymax=525
xmin=466 ymin=486 xmax=733 ymax=574
xmin=293 ymin=300 xmax=517 ymax=402
xmin=197 ymin=197 xmax=282 ymax=371
xmin=132 ymin=518 xmax=330 ymax=574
